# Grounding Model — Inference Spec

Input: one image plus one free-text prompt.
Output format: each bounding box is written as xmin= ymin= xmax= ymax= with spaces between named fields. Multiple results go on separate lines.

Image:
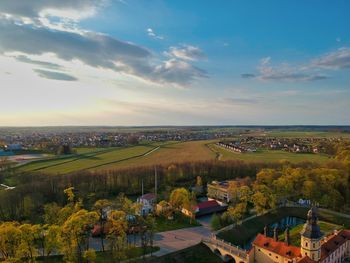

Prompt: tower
xmin=300 ymin=207 xmax=323 ymax=261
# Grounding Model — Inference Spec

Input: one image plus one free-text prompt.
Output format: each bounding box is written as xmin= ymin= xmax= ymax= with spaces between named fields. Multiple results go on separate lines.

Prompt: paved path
xmin=89 ymin=225 xmax=211 ymax=257
xmin=153 ymin=226 xmax=211 ymax=256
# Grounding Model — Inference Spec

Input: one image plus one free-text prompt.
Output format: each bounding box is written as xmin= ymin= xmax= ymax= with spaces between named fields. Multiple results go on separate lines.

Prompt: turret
xmin=300 ymin=206 xmax=323 ymax=261
xmin=285 ymin=226 xmax=290 ymax=246
xmin=273 ymin=227 xmax=278 ymax=241
xmin=264 ymin=225 xmax=268 ymax=236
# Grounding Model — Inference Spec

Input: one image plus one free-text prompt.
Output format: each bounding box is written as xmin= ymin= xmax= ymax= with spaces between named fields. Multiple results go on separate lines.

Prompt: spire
xmin=285 ymin=226 xmax=290 ymax=246
xmin=264 ymin=225 xmax=268 ymax=237
xmin=273 ymin=227 xmax=278 ymax=241
xmin=300 ymin=206 xmax=323 ymax=239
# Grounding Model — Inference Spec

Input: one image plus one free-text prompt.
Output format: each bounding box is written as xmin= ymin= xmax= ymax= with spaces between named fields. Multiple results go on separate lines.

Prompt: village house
xmin=137 ymin=193 xmax=156 ymax=216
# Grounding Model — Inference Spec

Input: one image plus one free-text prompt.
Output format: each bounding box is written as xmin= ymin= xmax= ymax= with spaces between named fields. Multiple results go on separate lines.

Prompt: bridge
xmin=202 ymin=235 xmax=250 ymax=263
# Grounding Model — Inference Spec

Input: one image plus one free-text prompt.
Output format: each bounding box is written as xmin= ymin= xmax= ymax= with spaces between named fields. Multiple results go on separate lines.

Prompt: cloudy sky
xmin=0 ymin=0 xmax=350 ymax=126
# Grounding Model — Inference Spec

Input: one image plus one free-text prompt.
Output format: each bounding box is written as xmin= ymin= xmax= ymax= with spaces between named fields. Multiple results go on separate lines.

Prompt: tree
xmin=57 ymin=144 xmax=73 ymax=155
xmin=93 ymin=199 xmax=112 ymax=252
xmin=210 ymin=213 xmax=221 ymax=230
xmin=38 ymin=224 xmax=62 ymax=258
xmin=64 ymin=187 xmax=76 ymax=203
xmin=60 ymin=209 xmax=98 ymax=262
xmin=17 ymin=224 xmax=40 ymax=262
xmin=238 ymin=185 xmax=251 ymax=204
xmin=169 ymin=188 xmax=190 ymax=211
xmin=108 ymin=210 xmax=128 ymax=263
xmin=0 ymin=222 xmax=22 ymax=261
xmin=83 ymin=249 xmax=97 ymax=263
xmin=251 ymin=190 xmax=276 ymax=215
xmin=227 ymin=202 xmax=247 ymax=224
xmin=43 ymin=203 xmax=62 ymax=225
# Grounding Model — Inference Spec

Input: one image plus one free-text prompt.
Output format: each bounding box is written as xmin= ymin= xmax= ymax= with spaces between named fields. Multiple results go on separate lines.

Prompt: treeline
xmin=0 ymin=160 xmax=284 ymax=222
xmin=1 ymin=157 xmax=347 ymax=222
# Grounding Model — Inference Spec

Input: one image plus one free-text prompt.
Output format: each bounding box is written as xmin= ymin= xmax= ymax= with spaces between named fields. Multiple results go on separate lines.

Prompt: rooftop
xmin=253 ymin=233 xmax=301 ymax=259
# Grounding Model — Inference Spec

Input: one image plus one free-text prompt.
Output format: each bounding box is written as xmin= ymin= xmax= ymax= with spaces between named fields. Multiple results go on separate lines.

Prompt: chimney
xmin=264 ymin=225 xmax=268 ymax=236
xmin=273 ymin=227 xmax=278 ymax=241
xmin=285 ymin=226 xmax=290 ymax=246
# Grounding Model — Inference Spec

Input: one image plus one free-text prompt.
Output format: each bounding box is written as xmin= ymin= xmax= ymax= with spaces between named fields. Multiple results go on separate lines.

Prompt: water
xmin=241 ymin=216 xmax=305 ymax=250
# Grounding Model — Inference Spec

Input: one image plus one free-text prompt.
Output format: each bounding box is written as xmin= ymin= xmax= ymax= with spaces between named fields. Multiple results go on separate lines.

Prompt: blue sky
xmin=0 ymin=0 xmax=349 ymax=125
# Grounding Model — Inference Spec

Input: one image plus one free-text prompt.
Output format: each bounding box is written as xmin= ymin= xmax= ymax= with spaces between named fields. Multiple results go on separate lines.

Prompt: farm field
xmin=94 ymin=140 xmax=217 ymax=171
xmin=17 ymin=138 xmax=335 ymax=174
xmin=18 ymin=143 xmax=163 ymax=174
xmin=208 ymin=144 xmax=331 ymax=163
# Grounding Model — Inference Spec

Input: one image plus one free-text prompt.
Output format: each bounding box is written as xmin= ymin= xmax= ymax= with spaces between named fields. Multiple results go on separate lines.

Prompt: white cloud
xmin=311 ymin=47 xmax=350 ymax=70
xmin=146 ymin=28 xmax=164 ymax=40
xmin=165 ymin=45 xmax=206 ymax=61
xmin=0 ymin=5 xmax=207 ymax=87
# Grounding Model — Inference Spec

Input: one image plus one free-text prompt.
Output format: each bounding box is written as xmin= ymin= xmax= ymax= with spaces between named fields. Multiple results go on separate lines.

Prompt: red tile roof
xmin=195 ymin=200 xmax=220 ymax=210
xmin=253 ymin=233 xmax=301 ymax=259
xmin=320 ymin=229 xmax=350 ymax=260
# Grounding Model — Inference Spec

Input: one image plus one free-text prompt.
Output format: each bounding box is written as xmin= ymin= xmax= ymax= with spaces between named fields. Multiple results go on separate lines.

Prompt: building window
xmin=313 ymin=243 xmax=315 ymax=248
xmin=305 ymin=242 xmax=308 ymax=247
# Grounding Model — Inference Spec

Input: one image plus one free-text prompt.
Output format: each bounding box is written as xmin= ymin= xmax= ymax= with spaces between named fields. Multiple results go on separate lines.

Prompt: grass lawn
xmin=39 ymin=246 xmax=159 ymax=263
xmin=154 ymin=213 xmax=201 ymax=232
xmin=209 ymin=144 xmax=331 ymax=163
xmin=131 ymin=243 xmax=222 ymax=263
xmin=217 ymin=207 xmax=350 ymax=247
xmin=278 ymin=221 xmax=342 ymax=246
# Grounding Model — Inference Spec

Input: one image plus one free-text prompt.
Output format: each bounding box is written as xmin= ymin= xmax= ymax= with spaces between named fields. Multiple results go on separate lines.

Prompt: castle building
xmin=251 ymin=207 xmax=350 ymax=263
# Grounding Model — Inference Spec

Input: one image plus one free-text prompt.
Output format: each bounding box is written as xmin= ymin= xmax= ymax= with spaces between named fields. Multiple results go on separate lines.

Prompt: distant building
xmin=137 ymin=193 xmax=156 ymax=216
xmin=5 ymin=144 xmax=22 ymax=151
xmin=182 ymin=199 xmax=227 ymax=218
xmin=207 ymin=178 xmax=249 ymax=203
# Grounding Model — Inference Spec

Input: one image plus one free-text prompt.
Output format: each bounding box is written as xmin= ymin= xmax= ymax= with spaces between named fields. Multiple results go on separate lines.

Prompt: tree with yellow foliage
xmin=60 ymin=209 xmax=98 ymax=262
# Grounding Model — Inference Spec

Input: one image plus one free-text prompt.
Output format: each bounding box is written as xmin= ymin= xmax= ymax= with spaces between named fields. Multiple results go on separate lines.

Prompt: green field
xmin=97 ymin=140 xmax=217 ymax=170
xmin=19 ymin=143 xmax=163 ymax=174
xmin=17 ymin=138 xmax=336 ymax=174
xmin=208 ymin=144 xmax=331 ymax=163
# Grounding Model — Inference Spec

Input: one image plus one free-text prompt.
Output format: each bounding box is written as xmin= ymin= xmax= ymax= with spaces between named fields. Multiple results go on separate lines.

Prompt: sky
xmin=0 ymin=0 xmax=350 ymax=126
